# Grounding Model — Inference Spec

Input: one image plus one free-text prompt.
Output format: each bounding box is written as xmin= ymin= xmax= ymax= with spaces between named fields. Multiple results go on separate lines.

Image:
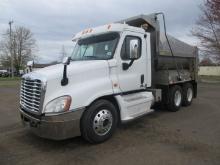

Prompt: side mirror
xmin=62 ymin=57 xmax=71 ymax=65
xmin=61 ymin=57 xmax=71 ymax=86
xmin=129 ymin=39 xmax=139 ymax=59
xmin=122 ymin=39 xmax=139 ymax=70
xmin=27 ymin=60 xmax=34 ymax=67
xmin=27 ymin=60 xmax=34 ymax=72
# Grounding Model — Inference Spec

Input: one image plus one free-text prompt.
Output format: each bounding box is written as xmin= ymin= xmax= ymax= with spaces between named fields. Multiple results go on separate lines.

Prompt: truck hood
xmin=22 ymin=60 xmax=114 ymax=111
xmin=29 ymin=60 xmax=109 ymax=81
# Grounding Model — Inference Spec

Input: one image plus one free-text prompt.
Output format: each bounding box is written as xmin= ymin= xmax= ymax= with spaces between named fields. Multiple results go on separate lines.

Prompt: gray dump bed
xmin=159 ymin=33 xmax=197 ymax=58
xmin=118 ymin=14 xmax=197 ymax=58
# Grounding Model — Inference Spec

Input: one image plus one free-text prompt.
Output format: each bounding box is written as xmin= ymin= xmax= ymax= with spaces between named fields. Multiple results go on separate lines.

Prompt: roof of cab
xmin=72 ymin=23 xmax=145 ymax=41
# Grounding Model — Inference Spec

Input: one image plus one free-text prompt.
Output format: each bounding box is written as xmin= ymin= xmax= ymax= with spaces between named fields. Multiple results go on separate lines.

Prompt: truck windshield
xmin=71 ymin=32 xmax=119 ymax=61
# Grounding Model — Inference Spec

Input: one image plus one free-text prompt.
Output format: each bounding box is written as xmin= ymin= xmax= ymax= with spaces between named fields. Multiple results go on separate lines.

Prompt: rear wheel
xmin=167 ymin=85 xmax=183 ymax=112
xmin=80 ymin=99 xmax=118 ymax=143
xmin=182 ymin=83 xmax=193 ymax=106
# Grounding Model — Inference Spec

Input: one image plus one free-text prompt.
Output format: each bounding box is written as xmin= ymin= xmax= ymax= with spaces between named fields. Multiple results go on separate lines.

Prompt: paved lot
xmin=0 ymin=83 xmax=220 ymax=165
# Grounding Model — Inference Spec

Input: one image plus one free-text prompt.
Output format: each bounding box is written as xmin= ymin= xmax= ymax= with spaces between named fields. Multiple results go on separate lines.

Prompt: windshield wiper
xmin=82 ymin=45 xmax=89 ymax=58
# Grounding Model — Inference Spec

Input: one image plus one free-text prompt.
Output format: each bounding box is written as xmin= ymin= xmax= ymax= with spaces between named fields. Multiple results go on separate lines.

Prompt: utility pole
xmin=9 ymin=20 xmax=14 ymax=78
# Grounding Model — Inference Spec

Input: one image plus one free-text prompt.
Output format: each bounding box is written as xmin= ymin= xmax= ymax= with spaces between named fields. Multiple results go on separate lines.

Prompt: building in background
xmin=199 ymin=58 xmax=220 ymax=76
xmin=199 ymin=66 xmax=220 ymax=76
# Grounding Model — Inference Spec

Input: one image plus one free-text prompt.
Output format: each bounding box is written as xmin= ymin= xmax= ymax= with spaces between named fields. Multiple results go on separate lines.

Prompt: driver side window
xmin=121 ymin=36 xmax=141 ymax=60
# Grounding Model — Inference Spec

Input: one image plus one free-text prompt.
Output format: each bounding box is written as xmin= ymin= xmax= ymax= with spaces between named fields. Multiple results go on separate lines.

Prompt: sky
xmin=0 ymin=0 xmax=204 ymax=63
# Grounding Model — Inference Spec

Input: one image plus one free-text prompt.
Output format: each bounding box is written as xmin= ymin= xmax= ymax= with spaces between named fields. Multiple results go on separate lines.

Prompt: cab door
xmin=116 ymin=31 xmax=147 ymax=92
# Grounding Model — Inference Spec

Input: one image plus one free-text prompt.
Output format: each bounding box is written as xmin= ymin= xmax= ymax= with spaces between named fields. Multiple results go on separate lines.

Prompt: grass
xmin=0 ymin=77 xmax=21 ymax=87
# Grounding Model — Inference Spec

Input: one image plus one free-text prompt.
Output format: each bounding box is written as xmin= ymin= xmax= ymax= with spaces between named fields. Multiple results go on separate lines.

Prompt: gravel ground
xmin=0 ymin=83 xmax=219 ymax=165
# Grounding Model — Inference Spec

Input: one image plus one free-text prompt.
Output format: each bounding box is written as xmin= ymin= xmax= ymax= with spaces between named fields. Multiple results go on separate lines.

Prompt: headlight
xmin=44 ymin=96 xmax=71 ymax=113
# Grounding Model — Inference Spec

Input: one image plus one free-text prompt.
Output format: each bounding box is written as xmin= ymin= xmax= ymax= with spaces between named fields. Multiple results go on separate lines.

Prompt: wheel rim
xmin=93 ymin=109 xmax=113 ymax=136
xmin=174 ymin=90 xmax=182 ymax=107
xmin=187 ymin=88 xmax=193 ymax=102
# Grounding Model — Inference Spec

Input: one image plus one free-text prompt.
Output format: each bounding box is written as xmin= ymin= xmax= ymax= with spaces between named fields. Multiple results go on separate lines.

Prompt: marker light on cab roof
xmin=107 ymin=24 xmax=111 ymax=29
xmin=82 ymin=28 xmax=93 ymax=35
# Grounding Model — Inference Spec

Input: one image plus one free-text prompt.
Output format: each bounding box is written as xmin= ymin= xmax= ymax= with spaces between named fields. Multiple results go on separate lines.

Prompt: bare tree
xmin=192 ymin=0 xmax=220 ymax=63
xmin=199 ymin=57 xmax=214 ymax=66
xmin=0 ymin=26 xmax=37 ymax=74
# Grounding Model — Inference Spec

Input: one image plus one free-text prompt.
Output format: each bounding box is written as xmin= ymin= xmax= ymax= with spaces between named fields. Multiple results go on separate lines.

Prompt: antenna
xmin=155 ymin=13 xmax=181 ymax=80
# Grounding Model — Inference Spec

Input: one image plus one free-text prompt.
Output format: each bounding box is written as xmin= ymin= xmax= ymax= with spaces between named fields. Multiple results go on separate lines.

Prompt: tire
xmin=80 ymin=99 xmax=118 ymax=143
xmin=167 ymin=85 xmax=183 ymax=112
xmin=182 ymin=83 xmax=193 ymax=106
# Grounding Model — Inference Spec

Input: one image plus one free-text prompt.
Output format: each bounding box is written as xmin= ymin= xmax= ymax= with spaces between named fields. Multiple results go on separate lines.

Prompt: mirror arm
xmin=28 ymin=66 xmax=32 ymax=72
xmin=128 ymin=59 xmax=135 ymax=67
xmin=122 ymin=59 xmax=135 ymax=70
xmin=61 ymin=64 xmax=68 ymax=86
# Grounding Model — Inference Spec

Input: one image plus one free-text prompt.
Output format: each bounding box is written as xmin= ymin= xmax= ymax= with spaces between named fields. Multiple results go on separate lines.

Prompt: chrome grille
xmin=20 ymin=78 xmax=42 ymax=113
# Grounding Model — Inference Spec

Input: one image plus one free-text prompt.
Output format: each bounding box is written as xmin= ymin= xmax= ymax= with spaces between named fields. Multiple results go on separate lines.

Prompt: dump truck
xmin=19 ymin=13 xmax=198 ymax=143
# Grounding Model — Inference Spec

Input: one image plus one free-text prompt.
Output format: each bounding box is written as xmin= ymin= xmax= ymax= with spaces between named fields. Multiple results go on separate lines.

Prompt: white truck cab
xmin=20 ymin=13 xmax=198 ymax=143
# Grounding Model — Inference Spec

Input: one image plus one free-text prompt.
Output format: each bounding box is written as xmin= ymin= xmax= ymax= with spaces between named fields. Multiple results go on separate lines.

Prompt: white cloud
xmin=0 ymin=0 xmax=204 ymax=63
xmin=36 ymin=39 xmax=73 ymax=63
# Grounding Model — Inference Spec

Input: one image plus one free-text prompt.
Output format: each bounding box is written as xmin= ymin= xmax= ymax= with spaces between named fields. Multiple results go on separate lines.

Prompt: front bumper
xmin=20 ymin=108 xmax=85 ymax=140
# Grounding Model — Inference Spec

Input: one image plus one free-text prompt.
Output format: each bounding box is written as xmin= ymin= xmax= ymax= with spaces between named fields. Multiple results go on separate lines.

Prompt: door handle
xmin=140 ymin=74 xmax=144 ymax=87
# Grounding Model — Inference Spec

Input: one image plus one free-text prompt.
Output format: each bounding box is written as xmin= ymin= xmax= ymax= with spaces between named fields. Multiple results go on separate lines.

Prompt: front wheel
xmin=167 ymin=85 xmax=183 ymax=112
xmin=80 ymin=99 xmax=118 ymax=143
